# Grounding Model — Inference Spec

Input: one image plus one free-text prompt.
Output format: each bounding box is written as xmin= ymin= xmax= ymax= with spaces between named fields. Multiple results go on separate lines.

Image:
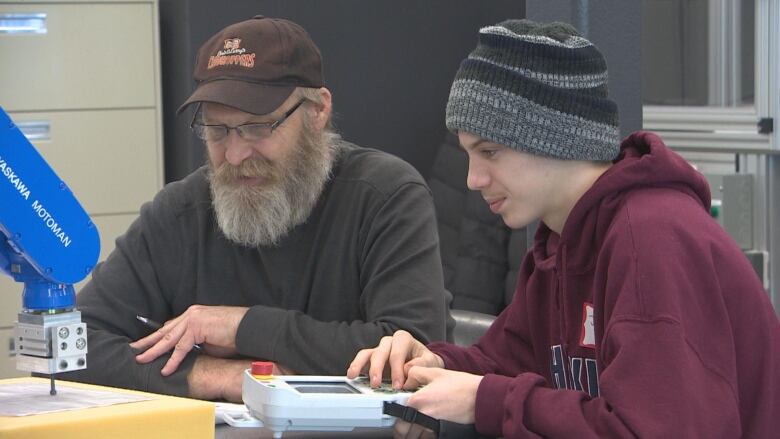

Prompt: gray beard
xmin=208 ymin=128 xmax=341 ymax=247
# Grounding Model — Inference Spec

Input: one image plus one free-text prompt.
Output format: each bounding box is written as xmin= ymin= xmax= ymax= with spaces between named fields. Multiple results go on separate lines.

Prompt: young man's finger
xmin=405 ymin=365 xmax=440 ymax=389
xmin=394 ymin=419 xmax=433 ymax=439
xmin=347 ymin=348 xmax=374 ymax=378
xmin=367 ymin=336 xmax=393 ymax=387
xmin=403 ymin=355 xmax=434 ymax=379
xmin=387 ymin=332 xmax=415 ymax=389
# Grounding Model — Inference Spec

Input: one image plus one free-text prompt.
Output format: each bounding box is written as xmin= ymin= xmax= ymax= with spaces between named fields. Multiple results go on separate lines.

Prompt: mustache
xmin=212 ymin=156 xmax=280 ymax=185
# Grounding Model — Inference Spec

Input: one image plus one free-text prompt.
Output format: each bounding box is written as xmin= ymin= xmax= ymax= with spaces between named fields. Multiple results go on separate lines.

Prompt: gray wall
xmin=527 ymin=0 xmax=643 ymax=137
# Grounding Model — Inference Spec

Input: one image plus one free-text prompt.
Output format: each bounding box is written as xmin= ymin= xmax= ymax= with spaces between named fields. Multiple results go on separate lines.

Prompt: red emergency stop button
xmin=251 ymin=361 xmax=274 ymax=378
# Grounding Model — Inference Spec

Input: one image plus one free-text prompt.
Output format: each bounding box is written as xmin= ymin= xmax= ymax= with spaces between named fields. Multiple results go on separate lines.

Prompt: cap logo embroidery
xmin=208 ymin=38 xmax=256 ymax=69
xmin=223 ymin=38 xmax=242 ymax=51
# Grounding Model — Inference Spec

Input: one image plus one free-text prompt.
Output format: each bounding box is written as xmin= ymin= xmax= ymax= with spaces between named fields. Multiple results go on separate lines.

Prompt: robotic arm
xmin=0 ymin=106 xmax=99 ymax=391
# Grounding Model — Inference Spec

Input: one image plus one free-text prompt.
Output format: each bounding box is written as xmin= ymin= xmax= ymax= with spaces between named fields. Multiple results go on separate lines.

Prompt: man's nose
xmin=223 ymin=132 xmax=255 ymax=166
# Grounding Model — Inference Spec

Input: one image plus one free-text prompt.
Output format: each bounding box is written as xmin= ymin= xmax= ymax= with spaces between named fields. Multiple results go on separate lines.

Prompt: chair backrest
xmin=427 ymin=132 xmax=527 ymax=316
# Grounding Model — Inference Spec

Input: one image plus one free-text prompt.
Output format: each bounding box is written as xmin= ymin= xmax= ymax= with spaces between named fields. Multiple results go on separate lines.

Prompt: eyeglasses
xmin=190 ymin=99 xmax=306 ymax=142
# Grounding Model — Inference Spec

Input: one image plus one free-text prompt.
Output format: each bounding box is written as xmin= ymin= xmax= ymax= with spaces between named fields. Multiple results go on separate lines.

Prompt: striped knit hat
xmin=445 ymin=19 xmax=620 ymax=161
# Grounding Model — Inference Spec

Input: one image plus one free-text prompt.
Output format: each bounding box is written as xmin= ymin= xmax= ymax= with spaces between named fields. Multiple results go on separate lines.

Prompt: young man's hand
xmin=393 ymin=420 xmax=436 ymax=439
xmin=129 ymin=305 xmax=248 ymax=376
xmin=347 ymin=330 xmax=444 ymax=390
xmin=392 ymin=367 xmax=483 ymax=437
xmin=405 ymin=367 xmax=482 ymax=425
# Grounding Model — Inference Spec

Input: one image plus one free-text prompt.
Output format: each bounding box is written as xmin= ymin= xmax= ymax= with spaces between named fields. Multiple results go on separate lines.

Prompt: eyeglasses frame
xmin=190 ymin=99 xmax=307 ymax=142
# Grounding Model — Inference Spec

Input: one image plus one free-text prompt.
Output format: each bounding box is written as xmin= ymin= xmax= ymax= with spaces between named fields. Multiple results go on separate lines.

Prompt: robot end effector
xmin=0 ymin=106 xmax=100 ymax=378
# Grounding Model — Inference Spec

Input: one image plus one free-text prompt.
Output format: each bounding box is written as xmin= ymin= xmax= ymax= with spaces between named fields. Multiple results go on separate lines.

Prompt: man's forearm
xmin=188 ymin=355 xmax=295 ymax=402
xmin=188 ymin=355 xmax=252 ymax=402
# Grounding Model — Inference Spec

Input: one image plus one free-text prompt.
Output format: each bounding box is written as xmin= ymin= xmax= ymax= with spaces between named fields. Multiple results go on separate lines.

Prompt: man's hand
xmin=130 ymin=305 xmax=248 ymax=376
xmin=404 ymin=367 xmax=482 ymax=425
xmin=347 ymin=330 xmax=444 ymax=390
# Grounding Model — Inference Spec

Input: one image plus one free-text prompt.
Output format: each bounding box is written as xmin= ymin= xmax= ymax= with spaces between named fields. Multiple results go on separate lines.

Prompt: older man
xmin=62 ymin=15 xmax=449 ymax=402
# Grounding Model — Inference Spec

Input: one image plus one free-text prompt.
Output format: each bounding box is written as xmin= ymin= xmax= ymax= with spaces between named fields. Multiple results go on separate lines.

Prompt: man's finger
xmin=135 ymin=322 xmax=186 ymax=363
xmin=161 ymin=342 xmax=192 ymax=376
xmin=130 ymin=313 xmax=184 ymax=350
xmin=129 ymin=329 xmax=165 ymax=350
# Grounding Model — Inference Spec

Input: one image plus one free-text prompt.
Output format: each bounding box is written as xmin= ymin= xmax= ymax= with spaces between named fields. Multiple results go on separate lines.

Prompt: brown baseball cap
xmin=178 ymin=15 xmax=323 ymax=115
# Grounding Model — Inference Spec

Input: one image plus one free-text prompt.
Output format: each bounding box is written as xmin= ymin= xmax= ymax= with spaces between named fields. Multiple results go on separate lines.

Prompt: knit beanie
xmin=445 ymin=19 xmax=620 ymax=161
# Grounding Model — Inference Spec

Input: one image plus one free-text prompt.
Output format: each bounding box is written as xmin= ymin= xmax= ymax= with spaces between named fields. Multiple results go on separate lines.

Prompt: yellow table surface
xmin=0 ymin=377 xmax=214 ymax=439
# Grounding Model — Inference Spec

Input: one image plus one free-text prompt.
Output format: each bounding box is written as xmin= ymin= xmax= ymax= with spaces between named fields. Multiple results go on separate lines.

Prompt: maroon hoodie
xmin=429 ymin=132 xmax=780 ymax=438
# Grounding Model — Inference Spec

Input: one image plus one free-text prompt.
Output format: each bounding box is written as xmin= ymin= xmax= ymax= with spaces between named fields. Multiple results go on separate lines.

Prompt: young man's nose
xmin=466 ymin=164 xmax=489 ymax=190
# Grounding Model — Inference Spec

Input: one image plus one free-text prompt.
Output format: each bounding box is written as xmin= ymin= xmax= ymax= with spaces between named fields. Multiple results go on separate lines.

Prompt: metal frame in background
xmin=645 ymin=0 xmax=778 ymax=317
xmin=760 ymin=0 xmax=779 ymax=316
xmin=742 ymin=0 xmax=778 ymax=317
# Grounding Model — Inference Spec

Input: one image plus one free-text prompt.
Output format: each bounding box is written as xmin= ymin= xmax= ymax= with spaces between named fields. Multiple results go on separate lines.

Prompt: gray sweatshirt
xmin=61 ymin=142 xmax=450 ymax=397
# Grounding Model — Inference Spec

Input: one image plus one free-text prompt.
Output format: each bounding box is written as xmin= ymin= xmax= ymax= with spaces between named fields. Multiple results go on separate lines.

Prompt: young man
xmin=61 ymin=16 xmax=450 ymax=402
xmin=349 ymin=19 xmax=780 ymax=438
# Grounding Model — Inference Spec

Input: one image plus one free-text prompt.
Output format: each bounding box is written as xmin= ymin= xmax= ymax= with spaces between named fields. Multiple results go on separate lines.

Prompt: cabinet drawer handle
xmin=0 ymin=13 xmax=47 ymax=35
xmin=17 ymin=120 xmax=50 ymax=142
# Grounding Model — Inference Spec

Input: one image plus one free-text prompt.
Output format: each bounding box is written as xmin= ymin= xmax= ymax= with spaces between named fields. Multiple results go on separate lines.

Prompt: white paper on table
xmin=0 ymin=382 xmax=152 ymax=416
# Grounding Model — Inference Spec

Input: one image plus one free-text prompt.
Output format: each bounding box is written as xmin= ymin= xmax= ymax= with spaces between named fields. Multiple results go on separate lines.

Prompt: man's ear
xmin=311 ymin=87 xmax=332 ymax=130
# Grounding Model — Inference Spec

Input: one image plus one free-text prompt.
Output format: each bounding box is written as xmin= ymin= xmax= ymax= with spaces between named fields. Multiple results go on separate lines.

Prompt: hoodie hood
xmin=533 ymin=131 xmax=712 ymax=268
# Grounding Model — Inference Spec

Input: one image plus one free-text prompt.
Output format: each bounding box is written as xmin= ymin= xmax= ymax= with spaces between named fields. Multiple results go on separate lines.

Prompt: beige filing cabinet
xmin=0 ymin=0 xmax=164 ymax=377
